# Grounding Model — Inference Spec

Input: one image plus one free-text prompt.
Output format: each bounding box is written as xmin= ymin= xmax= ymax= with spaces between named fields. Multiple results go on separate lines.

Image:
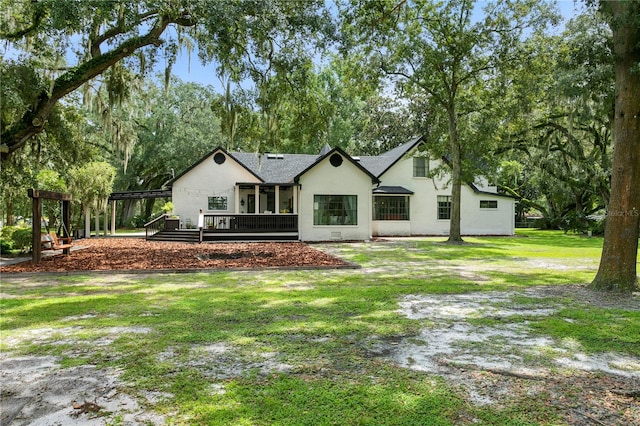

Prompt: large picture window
xmin=208 ymin=196 xmax=227 ymax=210
xmin=413 ymin=157 xmax=428 ymax=177
xmin=314 ymin=195 xmax=357 ymax=225
xmin=437 ymin=195 xmax=452 ymax=220
xmin=374 ymin=196 xmax=410 ymax=220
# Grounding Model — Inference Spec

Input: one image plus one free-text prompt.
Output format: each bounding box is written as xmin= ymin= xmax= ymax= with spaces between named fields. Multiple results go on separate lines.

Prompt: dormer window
xmin=413 ymin=157 xmax=428 ymax=177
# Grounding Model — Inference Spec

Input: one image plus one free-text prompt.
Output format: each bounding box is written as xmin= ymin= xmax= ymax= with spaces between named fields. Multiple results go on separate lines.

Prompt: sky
xmin=0 ymin=0 xmax=589 ymax=95
xmin=166 ymin=0 xmax=589 ymax=92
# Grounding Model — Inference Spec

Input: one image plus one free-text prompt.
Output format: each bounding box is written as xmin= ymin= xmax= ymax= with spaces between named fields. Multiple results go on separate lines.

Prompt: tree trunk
xmin=119 ymin=200 xmax=136 ymax=227
xmin=446 ymin=104 xmax=464 ymax=243
xmin=144 ymin=198 xmax=155 ymax=220
xmin=590 ymin=1 xmax=640 ymax=293
xmin=5 ymin=197 xmax=14 ymax=226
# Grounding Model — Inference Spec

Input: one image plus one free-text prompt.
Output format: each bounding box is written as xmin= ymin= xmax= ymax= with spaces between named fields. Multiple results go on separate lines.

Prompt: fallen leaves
xmin=0 ymin=238 xmax=350 ymax=273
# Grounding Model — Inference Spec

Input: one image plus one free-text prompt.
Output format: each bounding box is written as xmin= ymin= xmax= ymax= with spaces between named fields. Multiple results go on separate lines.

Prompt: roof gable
xmin=168 ymin=146 xmax=263 ymax=187
xmin=357 ymin=136 xmax=425 ymax=178
xmin=294 ymin=146 xmax=379 ymax=184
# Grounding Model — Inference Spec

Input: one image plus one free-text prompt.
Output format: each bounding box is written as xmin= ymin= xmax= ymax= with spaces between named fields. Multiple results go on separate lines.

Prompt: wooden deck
xmin=145 ymin=214 xmax=299 ymax=242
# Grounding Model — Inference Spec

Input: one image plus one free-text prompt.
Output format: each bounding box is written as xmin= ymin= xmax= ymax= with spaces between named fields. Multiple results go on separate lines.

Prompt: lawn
xmin=1 ymin=230 xmax=639 ymax=425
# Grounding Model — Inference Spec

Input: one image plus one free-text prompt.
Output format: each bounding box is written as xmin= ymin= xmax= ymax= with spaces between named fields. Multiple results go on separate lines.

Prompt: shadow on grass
xmin=184 ymin=372 xmax=462 ymax=425
xmin=486 ymin=270 xmax=595 ymax=287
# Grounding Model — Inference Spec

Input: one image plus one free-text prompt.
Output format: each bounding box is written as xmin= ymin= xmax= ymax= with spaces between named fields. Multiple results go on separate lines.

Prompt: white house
xmin=168 ymin=137 xmax=515 ymax=241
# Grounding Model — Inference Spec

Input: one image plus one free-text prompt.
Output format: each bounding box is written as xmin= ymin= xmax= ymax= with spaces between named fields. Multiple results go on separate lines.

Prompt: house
xmin=168 ymin=136 xmax=515 ymax=241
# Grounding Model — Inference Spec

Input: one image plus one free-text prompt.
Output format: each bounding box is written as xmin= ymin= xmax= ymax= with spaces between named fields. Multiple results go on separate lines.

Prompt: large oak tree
xmin=342 ymin=0 xmax=558 ymax=242
xmin=0 ymin=0 xmax=332 ymax=160
xmin=590 ymin=0 xmax=640 ymax=293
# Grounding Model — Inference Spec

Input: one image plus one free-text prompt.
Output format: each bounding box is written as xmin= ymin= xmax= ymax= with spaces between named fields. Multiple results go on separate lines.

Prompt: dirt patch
xmin=0 ymin=239 xmax=350 ymax=273
xmin=365 ymin=285 xmax=640 ymax=425
xmin=0 ymin=356 xmax=165 ymax=426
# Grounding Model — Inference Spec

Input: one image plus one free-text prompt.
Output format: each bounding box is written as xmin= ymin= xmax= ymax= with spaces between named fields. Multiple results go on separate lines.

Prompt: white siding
xmin=376 ymin=156 xmax=515 ymax=236
xmin=171 ymin=151 xmax=260 ymax=227
xmin=298 ymin=154 xmax=372 ymax=241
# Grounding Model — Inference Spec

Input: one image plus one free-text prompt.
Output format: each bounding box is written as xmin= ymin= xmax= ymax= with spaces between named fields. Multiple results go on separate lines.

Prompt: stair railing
xmin=144 ymin=214 xmax=166 ymax=240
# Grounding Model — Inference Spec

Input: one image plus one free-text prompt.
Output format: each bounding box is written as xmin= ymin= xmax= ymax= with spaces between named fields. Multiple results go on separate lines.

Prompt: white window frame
xmin=313 ymin=195 xmax=358 ymax=225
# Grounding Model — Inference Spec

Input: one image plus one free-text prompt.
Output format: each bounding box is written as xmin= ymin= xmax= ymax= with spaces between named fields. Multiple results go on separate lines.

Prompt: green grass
xmin=530 ymin=307 xmax=640 ymax=356
xmin=1 ymin=230 xmax=639 ymax=425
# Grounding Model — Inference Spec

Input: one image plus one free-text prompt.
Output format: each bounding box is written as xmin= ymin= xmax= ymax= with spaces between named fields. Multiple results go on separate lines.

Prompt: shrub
xmin=588 ymin=216 xmax=606 ymax=236
xmin=0 ymin=237 xmax=13 ymax=254
xmin=127 ymin=215 xmax=148 ymax=228
xmin=11 ymin=228 xmax=32 ymax=253
xmin=1 ymin=225 xmax=18 ymax=240
xmin=161 ymin=201 xmax=174 ymax=214
xmin=560 ymin=211 xmax=587 ymax=234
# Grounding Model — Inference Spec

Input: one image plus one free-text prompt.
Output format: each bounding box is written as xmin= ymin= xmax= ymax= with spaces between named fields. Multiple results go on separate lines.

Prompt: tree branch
xmin=0 ymin=4 xmax=46 ymax=40
xmin=1 ymin=12 xmax=197 ymax=160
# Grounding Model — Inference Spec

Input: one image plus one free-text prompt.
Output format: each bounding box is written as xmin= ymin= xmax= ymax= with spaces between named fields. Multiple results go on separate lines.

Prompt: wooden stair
xmin=147 ymin=230 xmax=200 ymax=243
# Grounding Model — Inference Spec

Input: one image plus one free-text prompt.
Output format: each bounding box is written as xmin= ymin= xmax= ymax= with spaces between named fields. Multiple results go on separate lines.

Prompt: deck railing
xmin=203 ymin=214 xmax=298 ymax=233
xmin=144 ymin=214 xmax=166 ymax=239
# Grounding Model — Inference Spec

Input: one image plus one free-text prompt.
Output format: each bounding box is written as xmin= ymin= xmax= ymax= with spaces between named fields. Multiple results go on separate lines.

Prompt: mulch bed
xmin=0 ymin=238 xmax=350 ymax=273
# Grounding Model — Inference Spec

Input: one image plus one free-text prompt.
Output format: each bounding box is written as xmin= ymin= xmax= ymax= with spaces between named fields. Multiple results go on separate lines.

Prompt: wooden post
xmin=31 ymin=192 xmax=42 ymax=264
xmin=28 ymin=189 xmax=72 ymax=264
xmin=111 ymin=200 xmax=117 ymax=235
xmin=293 ymin=185 xmax=298 ymax=214
xmin=62 ymin=199 xmax=71 ymax=255
xmin=254 ymin=185 xmax=260 ymax=214
xmin=103 ymin=203 xmax=108 ymax=236
xmin=94 ymin=205 xmax=100 ymax=238
xmin=85 ymin=206 xmax=91 ymax=238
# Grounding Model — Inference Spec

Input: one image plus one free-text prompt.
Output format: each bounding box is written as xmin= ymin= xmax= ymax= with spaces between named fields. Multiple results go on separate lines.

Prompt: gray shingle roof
xmin=233 ymin=137 xmax=423 ymax=183
xmin=372 ymin=186 xmax=414 ymax=195
xmin=231 ymin=152 xmax=318 ymax=183
xmin=170 ymin=137 xmax=425 ymax=187
xmin=357 ymin=136 xmax=424 ymax=178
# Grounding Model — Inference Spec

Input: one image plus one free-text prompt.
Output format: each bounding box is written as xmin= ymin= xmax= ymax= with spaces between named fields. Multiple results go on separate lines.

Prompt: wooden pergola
xmin=107 ymin=189 xmax=172 ymax=234
xmin=28 ymin=189 xmax=72 ymax=264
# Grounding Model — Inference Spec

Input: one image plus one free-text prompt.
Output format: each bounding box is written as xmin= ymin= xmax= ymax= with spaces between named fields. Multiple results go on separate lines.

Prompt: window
xmin=208 ymin=196 xmax=227 ymax=210
xmin=314 ymin=195 xmax=357 ymax=225
xmin=213 ymin=152 xmax=226 ymax=164
xmin=329 ymin=153 xmax=343 ymax=167
xmin=413 ymin=157 xmax=428 ymax=177
xmin=374 ymin=196 xmax=410 ymax=220
xmin=480 ymin=200 xmax=498 ymax=209
xmin=437 ymin=195 xmax=452 ymax=220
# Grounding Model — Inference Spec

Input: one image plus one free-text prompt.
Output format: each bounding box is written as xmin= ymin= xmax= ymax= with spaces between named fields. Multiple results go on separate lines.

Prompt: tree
xmin=35 ymin=169 xmax=67 ymax=231
xmin=497 ymin=11 xmax=614 ymax=231
xmin=590 ymin=1 xmax=640 ymax=293
xmin=342 ymin=0 xmax=558 ymax=242
xmin=68 ymin=162 xmax=116 ymax=237
xmin=0 ymin=85 xmax=99 ymax=226
xmin=114 ymin=78 xmax=223 ymax=223
xmin=0 ymin=0 xmax=333 ymax=160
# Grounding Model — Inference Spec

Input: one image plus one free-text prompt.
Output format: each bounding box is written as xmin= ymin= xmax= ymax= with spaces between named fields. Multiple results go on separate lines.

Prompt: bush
xmin=589 ymin=216 xmax=606 ymax=236
xmin=1 ymin=225 xmax=18 ymax=240
xmin=127 ymin=215 xmax=148 ymax=228
xmin=560 ymin=211 xmax=590 ymax=234
xmin=11 ymin=227 xmax=32 ymax=253
xmin=0 ymin=237 xmax=13 ymax=254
